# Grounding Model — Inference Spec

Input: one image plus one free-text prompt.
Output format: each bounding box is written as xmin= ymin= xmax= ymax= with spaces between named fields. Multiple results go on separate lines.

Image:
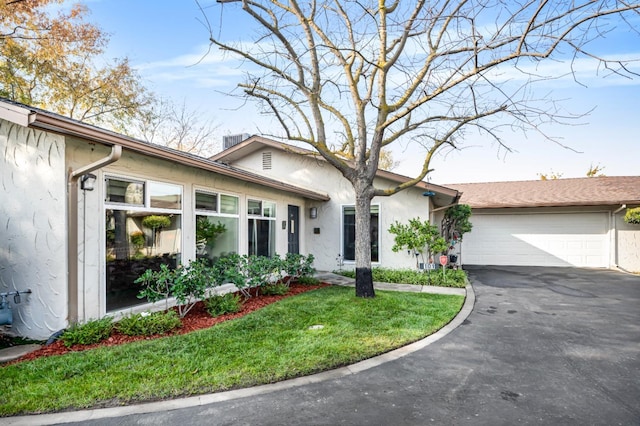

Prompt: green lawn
xmin=0 ymin=286 xmax=464 ymax=416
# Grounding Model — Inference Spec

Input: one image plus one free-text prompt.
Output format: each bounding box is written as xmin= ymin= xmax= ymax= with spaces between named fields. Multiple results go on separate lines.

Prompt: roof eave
xmin=26 ymin=111 xmax=330 ymax=202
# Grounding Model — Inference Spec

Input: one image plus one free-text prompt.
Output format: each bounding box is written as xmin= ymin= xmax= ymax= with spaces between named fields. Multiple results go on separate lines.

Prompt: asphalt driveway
xmin=31 ymin=267 xmax=640 ymax=425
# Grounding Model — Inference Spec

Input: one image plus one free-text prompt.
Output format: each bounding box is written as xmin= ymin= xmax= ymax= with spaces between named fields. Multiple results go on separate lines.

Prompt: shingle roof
xmin=448 ymin=176 xmax=640 ymax=209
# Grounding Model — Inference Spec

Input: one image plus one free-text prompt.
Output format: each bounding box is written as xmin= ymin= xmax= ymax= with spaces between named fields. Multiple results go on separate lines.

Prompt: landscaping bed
xmin=9 ymin=282 xmax=327 ymax=365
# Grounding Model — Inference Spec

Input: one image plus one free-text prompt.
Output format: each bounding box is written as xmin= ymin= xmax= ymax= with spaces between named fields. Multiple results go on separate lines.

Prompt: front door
xmin=287 ymin=205 xmax=300 ymax=254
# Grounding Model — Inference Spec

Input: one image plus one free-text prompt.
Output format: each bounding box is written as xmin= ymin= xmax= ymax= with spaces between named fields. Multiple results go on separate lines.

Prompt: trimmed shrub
xmin=261 ymin=283 xmax=289 ymax=295
xmin=297 ymin=275 xmax=320 ymax=285
xmin=60 ymin=317 xmax=113 ymax=348
xmin=205 ymin=293 xmax=242 ymax=317
xmin=116 ymin=311 xmax=182 ymax=336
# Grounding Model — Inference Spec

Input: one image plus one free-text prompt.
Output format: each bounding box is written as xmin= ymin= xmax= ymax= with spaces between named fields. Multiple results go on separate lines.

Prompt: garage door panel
xmin=462 ymin=213 xmax=608 ymax=267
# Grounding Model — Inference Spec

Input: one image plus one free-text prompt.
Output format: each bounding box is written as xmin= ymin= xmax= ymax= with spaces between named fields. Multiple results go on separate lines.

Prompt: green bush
xmin=624 ymin=207 xmax=640 ymax=225
xmin=60 ymin=317 xmax=113 ymax=348
xmin=135 ymin=259 xmax=215 ymax=318
xmin=261 ymin=283 xmax=289 ymax=295
xmin=297 ymin=275 xmax=320 ymax=285
xmin=116 ymin=311 xmax=182 ymax=336
xmin=335 ymin=267 xmax=467 ymax=288
xmin=283 ymin=253 xmax=316 ymax=282
xmin=205 ymin=293 xmax=242 ymax=317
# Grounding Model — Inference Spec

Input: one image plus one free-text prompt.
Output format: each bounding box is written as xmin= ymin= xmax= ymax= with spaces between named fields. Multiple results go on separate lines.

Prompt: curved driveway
xmin=33 ymin=267 xmax=640 ymax=425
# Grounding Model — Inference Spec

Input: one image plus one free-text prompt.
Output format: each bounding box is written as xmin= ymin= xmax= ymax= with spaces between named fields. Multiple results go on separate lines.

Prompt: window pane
xmin=342 ymin=205 xmax=379 ymax=262
xmin=196 ymin=215 xmax=238 ymax=263
xmin=106 ymin=210 xmax=181 ymax=312
xmin=248 ymin=199 xmax=261 ymax=215
xmin=343 ymin=207 xmax=356 ymax=261
xmin=263 ymin=201 xmax=276 ymax=218
xmin=106 ymin=178 xmax=144 ymax=205
xmin=371 ymin=208 xmax=379 ymax=262
xmin=149 ymin=182 xmax=182 ymax=210
xmin=196 ymin=191 xmax=217 ymax=212
xmin=248 ymin=218 xmax=275 ymax=257
xmin=220 ymin=194 xmax=238 ymax=214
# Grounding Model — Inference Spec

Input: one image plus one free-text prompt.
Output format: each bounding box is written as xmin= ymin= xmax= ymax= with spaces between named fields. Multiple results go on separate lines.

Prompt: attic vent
xmin=262 ymin=151 xmax=272 ymax=170
xmin=223 ymin=133 xmax=251 ymax=150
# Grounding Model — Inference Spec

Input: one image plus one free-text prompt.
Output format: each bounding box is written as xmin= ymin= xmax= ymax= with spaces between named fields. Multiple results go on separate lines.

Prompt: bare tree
xmin=129 ymin=99 xmax=221 ymax=157
xmin=203 ymin=0 xmax=639 ymax=297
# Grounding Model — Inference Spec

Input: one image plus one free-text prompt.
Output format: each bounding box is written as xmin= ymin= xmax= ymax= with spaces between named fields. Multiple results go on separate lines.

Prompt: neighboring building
xmin=447 ymin=178 xmax=640 ymax=271
xmin=0 ymin=99 xmax=458 ymax=339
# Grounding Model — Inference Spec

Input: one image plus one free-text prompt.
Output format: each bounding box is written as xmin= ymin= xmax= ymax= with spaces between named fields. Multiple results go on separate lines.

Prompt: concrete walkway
xmin=8 ymin=267 xmax=640 ymax=425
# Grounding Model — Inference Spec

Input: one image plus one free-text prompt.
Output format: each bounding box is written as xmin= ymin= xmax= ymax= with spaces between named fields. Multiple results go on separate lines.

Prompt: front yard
xmin=0 ymin=285 xmax=464 ymax=416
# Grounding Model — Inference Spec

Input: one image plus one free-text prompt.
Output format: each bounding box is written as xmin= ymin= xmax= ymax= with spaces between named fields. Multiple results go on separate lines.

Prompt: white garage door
xmin=461 ymin=213 xmax=609 ymax=267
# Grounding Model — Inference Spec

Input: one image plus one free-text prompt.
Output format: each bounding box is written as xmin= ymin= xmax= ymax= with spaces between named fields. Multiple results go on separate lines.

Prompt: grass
xmin=335 ymin=267 xmax=468 ymax=287
xmin=0 ymin=286 xmax=464 ymax=416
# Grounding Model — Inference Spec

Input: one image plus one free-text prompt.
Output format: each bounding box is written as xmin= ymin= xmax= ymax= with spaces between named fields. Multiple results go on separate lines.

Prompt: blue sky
xmin=83 ymin=0 xmax=639 ymax=184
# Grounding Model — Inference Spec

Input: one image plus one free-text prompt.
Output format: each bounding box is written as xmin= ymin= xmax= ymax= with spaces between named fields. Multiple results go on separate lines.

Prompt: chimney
xmin=223 ymin=134 xmax=251 ymax=150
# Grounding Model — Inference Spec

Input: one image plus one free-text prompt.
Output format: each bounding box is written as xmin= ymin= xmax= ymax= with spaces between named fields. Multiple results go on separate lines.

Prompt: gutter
xmin=28 ymin=112 xmax=329 ymax=201
xmin=67 ymin=145 xmax=122 ymax=324
xmin=612 ymin=204 xmax=626 ymax=270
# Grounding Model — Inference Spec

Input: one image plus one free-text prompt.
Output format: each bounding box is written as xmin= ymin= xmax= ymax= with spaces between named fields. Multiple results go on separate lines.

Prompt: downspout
xmin=612 ymin=204 xmax=626 ymax=270
xmin=67 ymin=145 xmax=122 ymax=324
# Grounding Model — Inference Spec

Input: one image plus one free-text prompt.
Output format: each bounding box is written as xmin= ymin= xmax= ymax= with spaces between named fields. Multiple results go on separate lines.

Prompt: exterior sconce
xmin=423 ymin=191 xmax=435 ymax=197
xmin=309 ymin=207 xmax=318 ymax=219
xmin=80 ymin=173 xmax=97 ymax=191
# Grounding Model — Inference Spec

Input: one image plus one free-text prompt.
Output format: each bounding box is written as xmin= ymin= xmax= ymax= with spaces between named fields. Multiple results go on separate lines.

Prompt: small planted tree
xmin=389 ymin=218 xmax=448 ymax=270
xmin=441 ymin=205 xmax=473 ymax=253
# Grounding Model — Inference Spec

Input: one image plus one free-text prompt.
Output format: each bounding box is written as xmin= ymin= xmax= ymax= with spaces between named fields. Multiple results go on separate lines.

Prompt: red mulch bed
xmin=10 ymin=283 xmax=328 ymax=365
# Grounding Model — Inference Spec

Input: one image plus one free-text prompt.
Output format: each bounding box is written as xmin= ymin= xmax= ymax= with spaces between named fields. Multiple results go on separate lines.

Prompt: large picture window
xmin=105 ymin=177 xmax=182 ymax=312
xmin=342 ymin=205 xmax=379 ymax=262
xmin=195 ymin=191 xmax=239 ymax=264
xmin=248 ymin=199 xmax=276 ymax=257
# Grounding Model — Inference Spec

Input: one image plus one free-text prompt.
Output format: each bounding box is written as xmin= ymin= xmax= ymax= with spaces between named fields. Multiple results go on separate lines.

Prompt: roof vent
xmin=262 ymin=151 xmax=272 ymax=170
xmin=223 ymin=134 xmax=251 ymax=150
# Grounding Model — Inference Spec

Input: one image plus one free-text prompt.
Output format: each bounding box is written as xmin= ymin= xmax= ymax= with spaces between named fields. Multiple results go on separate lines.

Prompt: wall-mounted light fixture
xmin=422 ymin=191 xmax=436 ymax=197
xmin=80 ymin=173 xmax=97 ymax=191
xmin=309 ymin=207 xmax=318 ymax=219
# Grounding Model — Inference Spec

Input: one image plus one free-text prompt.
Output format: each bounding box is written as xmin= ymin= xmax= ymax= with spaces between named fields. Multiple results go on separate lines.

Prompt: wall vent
xmin=223 ymin=133 xmax=251 ymax=150
xmin=262 ymin=151 xmax=272 ymax=170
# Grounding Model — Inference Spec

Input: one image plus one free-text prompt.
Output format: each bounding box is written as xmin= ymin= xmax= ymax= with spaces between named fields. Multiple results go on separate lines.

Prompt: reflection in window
xmin=195 ymin=191 xmax=239 ymax=265
xmin=105 ymin=210 xmax=181 ymax=312
xmin=343 ymin=205 xmax=379 ymax=262
xmin=104 ymin=176 xmax=183 ymax=312
xmin=149 ymin=181 xmax=182 ymax=209
xmin=105 ymin=178 xmax=144 ymax=205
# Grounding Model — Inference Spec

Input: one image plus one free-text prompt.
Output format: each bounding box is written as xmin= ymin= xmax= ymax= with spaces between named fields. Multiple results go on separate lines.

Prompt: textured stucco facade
xmin=226 ymin=146 xmax=435 ymax=272
xmin=0 ymin=118 xmax=67 ymax=339
xmin=616 ymin=207 xmax=640 ymax=273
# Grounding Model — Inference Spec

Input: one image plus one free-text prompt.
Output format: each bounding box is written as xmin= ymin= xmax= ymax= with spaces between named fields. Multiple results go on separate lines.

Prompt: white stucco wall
xmin=66 ymin=138 xmax=308 ymax=321
xmin=616 ymin=207 xmax=640 ymax=273
xmin=230 ymin=147 xmax=433 ymax=271
xmin=0 ymin=119 xmax=67 ymax=340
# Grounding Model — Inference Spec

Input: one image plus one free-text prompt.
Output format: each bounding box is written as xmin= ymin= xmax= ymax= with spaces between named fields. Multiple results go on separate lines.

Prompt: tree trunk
xmin=354 ymin=184 xmax=375 ymax=298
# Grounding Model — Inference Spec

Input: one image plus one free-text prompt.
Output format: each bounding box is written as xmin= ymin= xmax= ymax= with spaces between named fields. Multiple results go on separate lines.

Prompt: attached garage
xmin=461 ymin=211 xmax=609 ymax=267
xmin=447 ymin=177 xmax=640 ymax=270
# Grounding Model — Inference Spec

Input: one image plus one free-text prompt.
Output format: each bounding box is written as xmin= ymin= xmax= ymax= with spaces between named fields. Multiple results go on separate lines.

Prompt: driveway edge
xmin=7 ymin=283 xmax=475 ymax=426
